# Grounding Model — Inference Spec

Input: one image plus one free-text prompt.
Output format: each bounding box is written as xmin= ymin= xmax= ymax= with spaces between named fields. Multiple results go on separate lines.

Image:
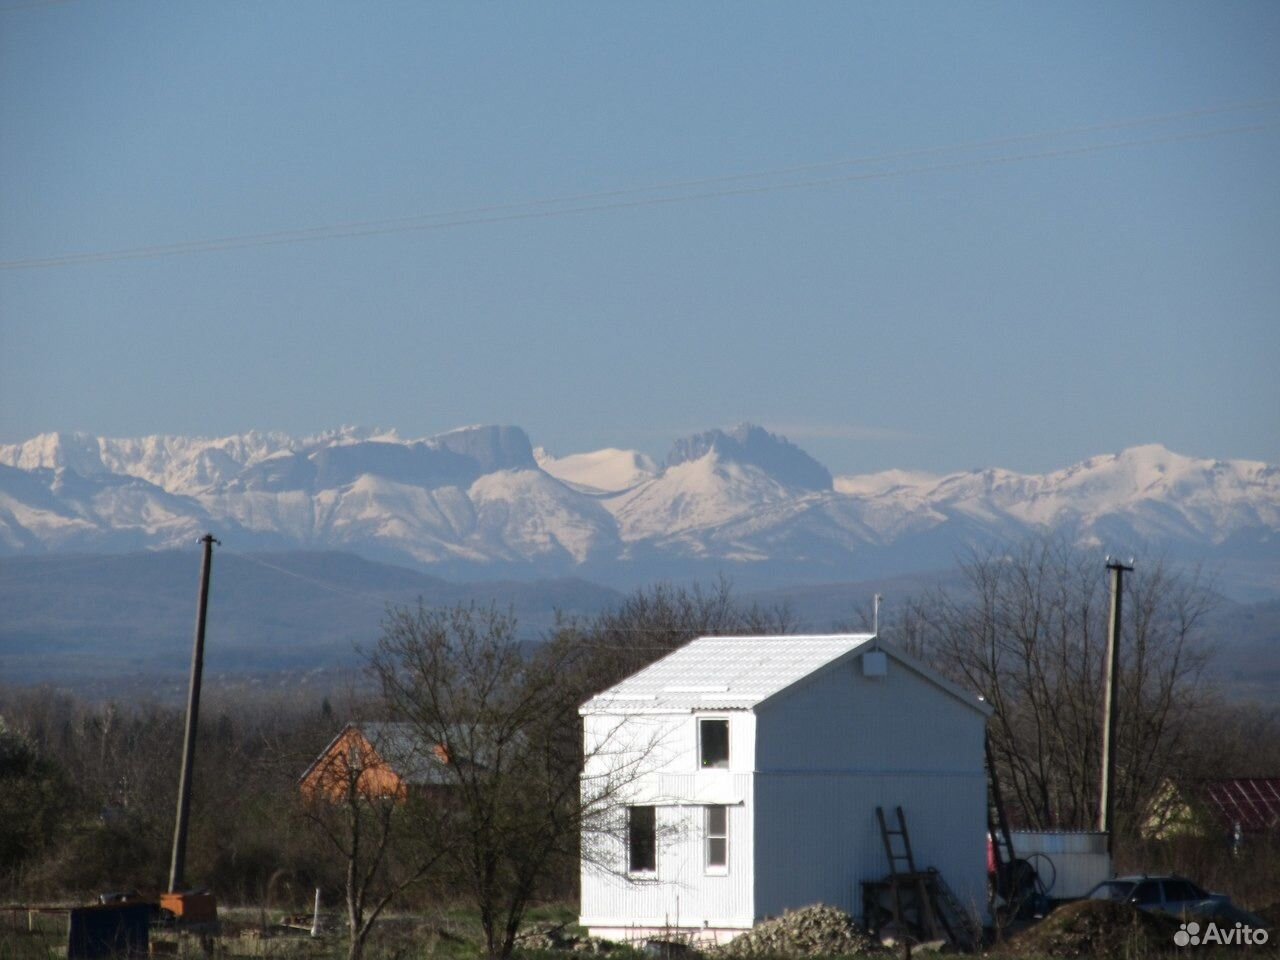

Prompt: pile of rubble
xmin=516 ymin=922 xmax=615 ymax=954
xmin=712 ymin=905 xmax=878 ymax=958
xmin=996 ymin=900 xmax=1179 ymax=958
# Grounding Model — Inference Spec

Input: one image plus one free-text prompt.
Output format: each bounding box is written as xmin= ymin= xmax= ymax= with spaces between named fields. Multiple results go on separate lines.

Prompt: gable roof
xmin=579 ymin=633 xmax=992 ymax=716
xmin=298 ymin=721 xmax=469 ymax=787
xmin=359 ymin=722 xmax=458 ymax=785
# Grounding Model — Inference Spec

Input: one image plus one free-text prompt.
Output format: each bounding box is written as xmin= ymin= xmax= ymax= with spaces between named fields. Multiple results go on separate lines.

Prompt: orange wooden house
xmin=299 ymin=722 xmax=456 ymax=803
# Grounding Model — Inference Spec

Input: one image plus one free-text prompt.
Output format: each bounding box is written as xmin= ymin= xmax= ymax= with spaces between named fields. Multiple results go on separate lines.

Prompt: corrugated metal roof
xmin=1200 ymin=778 xmax=1280 ymax=833
xmin=359 ymin=722 xmax=455 ymax=786
xmin=299 ymin=721 xmax=485 ymax=787
xmin=582 ymin=633 xmax=877 ymax=713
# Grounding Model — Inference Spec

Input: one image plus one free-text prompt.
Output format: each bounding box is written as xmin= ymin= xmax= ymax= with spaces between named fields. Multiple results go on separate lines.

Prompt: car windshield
xmin=1090 ymin=881 xmax=1136 ymax=902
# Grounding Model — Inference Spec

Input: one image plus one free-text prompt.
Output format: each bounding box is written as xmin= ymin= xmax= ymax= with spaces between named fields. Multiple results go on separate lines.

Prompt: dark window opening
xmin=700 ymin=719 xmax=729 ymax=768
xmin=628 ymin=805 xmax=656 ymax=873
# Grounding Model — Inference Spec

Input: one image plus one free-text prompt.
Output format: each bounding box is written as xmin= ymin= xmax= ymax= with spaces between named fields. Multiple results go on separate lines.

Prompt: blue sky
xmin=2 ymin=1 xmax=1278 ymax=475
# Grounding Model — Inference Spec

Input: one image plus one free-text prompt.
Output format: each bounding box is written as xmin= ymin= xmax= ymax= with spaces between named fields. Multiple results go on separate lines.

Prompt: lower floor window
xmin=628 ymin=805 xmax=656 ymax=873
xmin=705 ymin=805 xmax=727 ymax=870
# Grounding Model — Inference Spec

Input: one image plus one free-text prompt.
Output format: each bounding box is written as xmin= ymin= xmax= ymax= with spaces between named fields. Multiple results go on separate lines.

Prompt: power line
xmin=546 ymin=97 xmax=1280 ymax=193
xmin=3 ymin=111 xmax=1278 ymax=271
xmin=112 ymin=98 xmax=1280 ymax=234
xmin=217 ymin=552 xmax=844 ymax=640
xmin=221 ymin=550 xmax=402 ymax=610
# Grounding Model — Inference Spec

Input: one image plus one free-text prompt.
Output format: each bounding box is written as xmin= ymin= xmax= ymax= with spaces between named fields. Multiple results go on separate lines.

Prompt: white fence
xmin=1010 ymin=830 xmax=1111 ymax=900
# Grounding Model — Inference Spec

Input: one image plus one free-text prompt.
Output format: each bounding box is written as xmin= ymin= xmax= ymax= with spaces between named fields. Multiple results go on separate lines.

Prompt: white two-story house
xmin=578 ymin=633 xmax=992 ymax=944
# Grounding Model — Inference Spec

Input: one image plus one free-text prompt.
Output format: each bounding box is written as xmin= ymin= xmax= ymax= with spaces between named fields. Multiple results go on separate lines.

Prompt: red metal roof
xmin=1199 ymin=778 xmax=1280 ymax=833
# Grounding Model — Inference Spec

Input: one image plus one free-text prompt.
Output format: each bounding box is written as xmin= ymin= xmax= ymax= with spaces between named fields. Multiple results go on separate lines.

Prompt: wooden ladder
xmin=875 ymin=806 xmax=980 ymax=949
xmin=875 ymin=806 xmax=940 ymax=942
xmin=986 ymin=734 xmax=1017 ymax=902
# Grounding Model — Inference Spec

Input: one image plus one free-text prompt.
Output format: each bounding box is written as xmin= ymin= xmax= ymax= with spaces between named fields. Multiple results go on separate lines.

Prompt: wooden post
xmin=169 ymin=534 xmax=218 ymax=893
xmin=1098 ymin=558 xmax=1132 ymax=855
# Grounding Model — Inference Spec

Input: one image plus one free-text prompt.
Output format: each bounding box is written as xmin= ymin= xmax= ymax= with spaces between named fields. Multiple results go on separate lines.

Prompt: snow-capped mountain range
xmin=1 ymin=424 xmax=1276 ymax=594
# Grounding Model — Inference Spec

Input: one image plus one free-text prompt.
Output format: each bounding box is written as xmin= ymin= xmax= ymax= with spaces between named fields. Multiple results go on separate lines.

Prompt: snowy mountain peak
xmin=834 ymin=468 xmax=942 ymax=497
xmin=431 ymin=424 xmax=536 ymax=473
xmin=831 ymin=445 xmax=1280 ymax=551
xmin=666 ymin=423 xmax=833 ymax=491
xmin=0 ymin=431 xmax=108 ymax=476
xmin=0 ymin=427 xmax=1275 ymax=598
xmin=535 ymin=447 xmax=659 ymax=493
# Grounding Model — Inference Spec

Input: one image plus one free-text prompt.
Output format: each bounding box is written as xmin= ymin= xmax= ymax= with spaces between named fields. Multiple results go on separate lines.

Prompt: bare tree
xmin=300 ymin=722 xmax=446 ymax=960
xmin=902 ymin=536 xmax=1214 ymax=834
xmin=369 ymin=602 xmax=670 ymax=960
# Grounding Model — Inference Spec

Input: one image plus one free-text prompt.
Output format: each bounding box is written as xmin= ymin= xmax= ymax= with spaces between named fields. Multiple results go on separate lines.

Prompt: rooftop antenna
xmin=872 ymin=593 xmax=882 ymax=637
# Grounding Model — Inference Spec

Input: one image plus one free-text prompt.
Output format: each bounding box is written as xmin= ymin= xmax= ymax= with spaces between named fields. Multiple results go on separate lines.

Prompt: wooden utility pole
xmin=169 ymin=533 xmax=218 ymax=893
xmin=1098 ymin=557 xmax=1133 ymax=855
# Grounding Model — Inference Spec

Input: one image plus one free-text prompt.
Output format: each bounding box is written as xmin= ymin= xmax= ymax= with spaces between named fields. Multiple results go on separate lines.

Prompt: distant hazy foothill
xmin=0 ymin=423 xmax=1275 ymax=597
xmin=0 ymin=548 xmax=624 ymax=687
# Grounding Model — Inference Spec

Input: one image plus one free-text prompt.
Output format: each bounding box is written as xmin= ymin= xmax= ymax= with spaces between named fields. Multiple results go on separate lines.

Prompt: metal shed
xmin=579 ymin=633 xmax=993 ymax=945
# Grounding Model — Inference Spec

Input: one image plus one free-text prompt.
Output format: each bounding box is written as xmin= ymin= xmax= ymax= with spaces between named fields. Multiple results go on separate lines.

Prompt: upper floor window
xmin=699 ymin=718 xmax=729 ymax=769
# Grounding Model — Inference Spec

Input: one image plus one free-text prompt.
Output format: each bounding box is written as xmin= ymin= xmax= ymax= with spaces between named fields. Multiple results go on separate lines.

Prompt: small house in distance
xmin=579 ymin=633 xmax=993 ymax=944
xmin=299 ymin=722 xmax=454 ymax=802
xmin=1144 ymin=777 xmax=1280 ymax=842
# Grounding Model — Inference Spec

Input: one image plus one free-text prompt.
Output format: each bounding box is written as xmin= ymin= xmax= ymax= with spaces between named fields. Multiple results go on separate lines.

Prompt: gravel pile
xmin=516 ymin=922 xmax=615 ymax=954
xmin=996 ymin=900 xmax=1180 ymax=958
xmin=712 ymin=905 xmax=878 ymax=958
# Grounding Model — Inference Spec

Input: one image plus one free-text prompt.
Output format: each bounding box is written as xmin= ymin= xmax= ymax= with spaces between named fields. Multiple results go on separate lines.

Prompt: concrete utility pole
xmin=169 ymin=533 xmax=218 ymax=893
xmin=1098 ymin=557 xmax=1133 ymax=855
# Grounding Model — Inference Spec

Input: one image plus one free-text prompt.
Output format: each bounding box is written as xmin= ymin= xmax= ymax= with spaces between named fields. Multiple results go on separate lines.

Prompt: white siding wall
xmin=753 ymin=772 xmax=986 ymax=922
xmin=754 ymin=655 xmax=981 ymax=773
xmin=581 ymin=652 xmax=990 ymax=936
xmin=581 ymin=711 xmax=757 ymax=933
xmin=583 ymin=711 xmax=756 ymax=777
xmin=752 ymin=655 xmax=988 ymax=923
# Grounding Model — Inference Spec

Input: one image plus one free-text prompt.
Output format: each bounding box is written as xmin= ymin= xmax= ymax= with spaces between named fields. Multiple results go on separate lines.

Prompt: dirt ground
xmin=992 ymin=898 xmax=1278 ymax=958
